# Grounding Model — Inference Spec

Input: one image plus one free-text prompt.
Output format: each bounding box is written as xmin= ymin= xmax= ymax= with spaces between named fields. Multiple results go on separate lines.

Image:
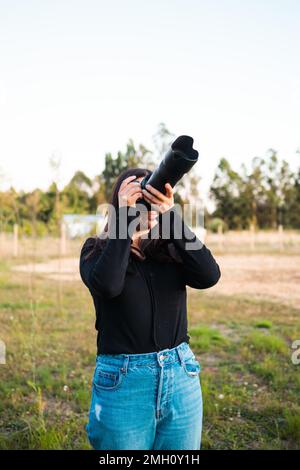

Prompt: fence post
xmin=0 ymin=232 xmax=5 ymax=256
xmin=217 ymin=224 xmax=223 ymax=250
xmin=250 ymin=223 xmax=255 ymax=252
xmin=278 ymin=224 xmax=283 ymax=252
xmin=60 ymin=222 xmax=67 ymax=256
xmin=13 ymin=224 xmax=18 ymax=257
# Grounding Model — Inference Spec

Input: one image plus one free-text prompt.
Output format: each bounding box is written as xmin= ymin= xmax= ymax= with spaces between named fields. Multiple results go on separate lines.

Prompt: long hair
xmin=83 ymin=168 xmax=179 ymax=263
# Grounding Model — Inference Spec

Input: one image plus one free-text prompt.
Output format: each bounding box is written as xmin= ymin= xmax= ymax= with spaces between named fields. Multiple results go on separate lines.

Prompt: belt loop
xmin=121 ymin=355 xmax=129 ymax=374
xmin=176 ymin=344 xmax=184 ymax=367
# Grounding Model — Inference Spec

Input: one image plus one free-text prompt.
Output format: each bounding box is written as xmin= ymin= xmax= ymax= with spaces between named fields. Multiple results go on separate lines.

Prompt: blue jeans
xmin=86 ymin=341 xmax=203 ymax=450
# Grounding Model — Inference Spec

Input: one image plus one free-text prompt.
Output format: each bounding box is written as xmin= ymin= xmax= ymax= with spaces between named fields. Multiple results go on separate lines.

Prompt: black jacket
xmin=79 ymin=205 xmax=221 ymax=354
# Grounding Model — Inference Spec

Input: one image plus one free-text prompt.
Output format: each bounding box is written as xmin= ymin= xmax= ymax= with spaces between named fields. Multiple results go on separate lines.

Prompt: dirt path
xmin=12 ymin=254 xmax=300 ymax=308
xmin=12 ymin=258 xmax=80 ymax=282
xmin=210 ymin=254 xmax=300 ymax=309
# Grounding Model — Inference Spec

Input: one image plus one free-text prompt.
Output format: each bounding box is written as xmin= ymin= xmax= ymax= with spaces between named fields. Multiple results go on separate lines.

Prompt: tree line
xmin=0 ymin=125 xmax=299 ymax=235
xmin=210 ymin=150 xmax=300 ymax=230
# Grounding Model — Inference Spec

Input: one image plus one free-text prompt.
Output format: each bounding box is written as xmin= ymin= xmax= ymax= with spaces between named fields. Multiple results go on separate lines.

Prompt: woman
xmin=79 ymin=167 xmax=221 ymax=450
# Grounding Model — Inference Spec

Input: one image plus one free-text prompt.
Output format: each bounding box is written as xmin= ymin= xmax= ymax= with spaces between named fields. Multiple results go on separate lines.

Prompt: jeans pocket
xmin=182 ymin=354 xmax=201 ymax=378
xmin=93 ymin=362 xmax=125 ymax=391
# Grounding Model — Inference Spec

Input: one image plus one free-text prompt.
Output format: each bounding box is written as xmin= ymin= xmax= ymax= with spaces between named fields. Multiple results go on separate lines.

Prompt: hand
xmin=131 ymin=211 xmax=158 ymax=242
xmin=118 ymin=175 xmax=143 ymax=208
xmin=142 ymin=183 xmax=174 ymax=214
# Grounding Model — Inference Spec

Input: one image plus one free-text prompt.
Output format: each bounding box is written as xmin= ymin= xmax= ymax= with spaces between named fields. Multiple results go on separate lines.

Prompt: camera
xmin=138 ymin=135 xmax=199 ymax=210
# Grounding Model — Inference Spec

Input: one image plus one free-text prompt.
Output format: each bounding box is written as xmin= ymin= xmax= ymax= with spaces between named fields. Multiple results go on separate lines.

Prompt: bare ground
xmin=12 ymin=254 xmax=300 ymax=308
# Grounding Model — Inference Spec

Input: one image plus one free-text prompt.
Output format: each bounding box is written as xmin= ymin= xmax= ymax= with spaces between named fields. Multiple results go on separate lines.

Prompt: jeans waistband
xmin=96 ymin=341 xmax=192 ymax=369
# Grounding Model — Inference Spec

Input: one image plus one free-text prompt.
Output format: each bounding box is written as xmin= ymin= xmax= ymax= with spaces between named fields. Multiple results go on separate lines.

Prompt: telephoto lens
xmin=138 ymin=135 xmax=199 ymax=210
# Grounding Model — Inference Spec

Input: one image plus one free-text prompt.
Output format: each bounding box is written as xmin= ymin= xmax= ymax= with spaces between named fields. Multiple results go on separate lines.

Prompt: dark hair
xmin=83 ymin=167 xmax=180 ymax=263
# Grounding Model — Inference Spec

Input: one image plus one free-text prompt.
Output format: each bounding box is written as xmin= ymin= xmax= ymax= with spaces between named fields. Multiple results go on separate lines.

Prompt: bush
xmin=207 ymin=218 xmax=228 ymax=233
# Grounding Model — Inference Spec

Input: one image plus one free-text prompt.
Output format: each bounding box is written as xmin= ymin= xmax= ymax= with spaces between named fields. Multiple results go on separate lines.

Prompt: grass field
xmin=0 ymin=237 xmax=300 ymax=450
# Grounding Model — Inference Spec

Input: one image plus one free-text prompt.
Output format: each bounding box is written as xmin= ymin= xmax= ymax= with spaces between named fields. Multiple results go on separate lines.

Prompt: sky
xmin=0 ymin=0 xmax=299 ymax=204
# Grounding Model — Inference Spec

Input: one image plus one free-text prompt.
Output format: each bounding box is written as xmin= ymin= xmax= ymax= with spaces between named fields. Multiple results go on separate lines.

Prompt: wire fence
xmin=1 ymin=224 xmax=300 ymax=261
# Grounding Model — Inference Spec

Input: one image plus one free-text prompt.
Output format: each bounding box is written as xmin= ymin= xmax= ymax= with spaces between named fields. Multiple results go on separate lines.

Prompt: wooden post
xmin=250 ymin=223 xmax=255 ymax=252
xmin=13 ymin=224 xmax=18 ymax=257
xmin=278 ymin=224 xmax=283 ymax=252
xmin=0 ymin=232 xmax=5 ymax=257
xmin=218 ymin=224 xmax=223 ymax=250
xmin=60 ymin=222 xmax=67 ymax=256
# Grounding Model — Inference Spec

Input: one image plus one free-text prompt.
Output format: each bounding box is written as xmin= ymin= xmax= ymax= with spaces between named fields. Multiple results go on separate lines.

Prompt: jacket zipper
xmin=133 ymin=257 xmax=160 ymax=350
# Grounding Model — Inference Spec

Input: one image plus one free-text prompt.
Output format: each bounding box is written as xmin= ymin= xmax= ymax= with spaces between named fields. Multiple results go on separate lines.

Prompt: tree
xmin=62 ymin=171 xmax=93 ymax=214
xmin=210 ymin=158 xmax=246 ymax=229
xmin=241 ymin=157 xmax=267 ymax=229
xmin=102 ymin=139 xmax=154 ymax=200
xmin=210 ymin=151 xmax=299 ymax=230
xmin=152 ymin=122 xmax=175 ymax=159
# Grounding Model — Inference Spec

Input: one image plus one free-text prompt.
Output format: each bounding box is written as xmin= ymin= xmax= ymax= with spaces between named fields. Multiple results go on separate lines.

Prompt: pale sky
xmin=0 ymin=0 xmax=299 ymax=203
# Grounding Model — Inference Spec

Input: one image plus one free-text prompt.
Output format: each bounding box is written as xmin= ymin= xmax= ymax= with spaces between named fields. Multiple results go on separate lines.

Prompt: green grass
xmin=0 ymin=258 xmax=300 ymax=450
xmin=281 ymin=408 xmax=300 ymax=442
xmin=189 ymin=325 xmax=227 ymax=352
xmin=244 ymin=331 xmax=287 ymax=354
xmin=254 ymin=320 xmax=273 ymax=329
